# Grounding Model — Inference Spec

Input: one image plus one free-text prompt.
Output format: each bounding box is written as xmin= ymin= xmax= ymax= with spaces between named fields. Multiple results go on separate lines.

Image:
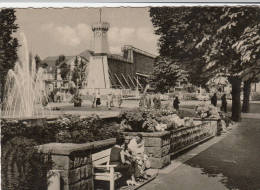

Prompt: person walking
xmin=211 ymin=93 xmax=217 ymax=107
xmin=221 ymin=94 xmax=227 ymax=113
xmin=107 ymin=93 xmax=112 ymax=110
xmin=173 ymin=96 xmax=180 ymax=111
xmin=117 ymin=94 xmax=123 ymax=108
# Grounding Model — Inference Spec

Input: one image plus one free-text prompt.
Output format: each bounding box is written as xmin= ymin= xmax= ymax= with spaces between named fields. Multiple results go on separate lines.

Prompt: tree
xmin=150 ymin=7 xmax=223 ymax=88
xmin=150 ymin=7 xmax=260 ymax=121
xmin=71 ymin=57 xmax=87 ymax=89
xmin=34 ymin=54 xmax=48 ymax=71
xmin=55 ymin=55 xmax=65 ymax=66
xmin=151 ymin=57 xmax=182 ymax=93
xmin=232 ymin=24 xmax=260 ymax=112
xmin=0 ymin=9 xmax=19 ymax=101
xmin=55 ymin=55 xmax=69 ymax=80
xmin=59 ymin=63 xmax=70 ymax=80
xmin=71 ymin=56 xmax=80 ymax=86
xmin=205 ymin=7 xmax=260 ymax=117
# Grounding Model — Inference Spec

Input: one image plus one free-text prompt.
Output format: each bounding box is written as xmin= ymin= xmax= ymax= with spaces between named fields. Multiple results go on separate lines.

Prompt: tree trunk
xmin=230 ymin=77 xmax=242 ymax=122
xmin=0 ymin=71 xmax=7 ymax=102
xmin=242 ymin=80 xmax=251 ymax=113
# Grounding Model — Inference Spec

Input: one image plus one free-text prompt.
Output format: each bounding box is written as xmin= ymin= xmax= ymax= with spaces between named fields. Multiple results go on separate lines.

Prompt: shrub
xmin=1 ymin=115 xmax=119 ymax=190
xmin=1 ymin=137 xmax=53 ymax=190
xmin=119 ymin=109 xmax=148 ymax=132
xmin=1 ymin=114 xmax=119 ymax=145
xmin=48 ymin=114 xmax=119 ymax=143
xmin=1 ymin=119 xmax=57 ymax=145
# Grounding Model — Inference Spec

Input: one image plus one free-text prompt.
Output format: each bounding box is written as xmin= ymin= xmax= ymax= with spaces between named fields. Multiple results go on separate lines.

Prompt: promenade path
xmin=140 ymin=103 xmax=260 ymax=190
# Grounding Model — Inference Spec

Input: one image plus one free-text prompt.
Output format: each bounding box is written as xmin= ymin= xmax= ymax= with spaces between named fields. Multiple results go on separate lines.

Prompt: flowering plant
xmin=119 ymin=108 xmax=193 ymax=132
xmin=195 ymin=103 xmax=220 ymax=119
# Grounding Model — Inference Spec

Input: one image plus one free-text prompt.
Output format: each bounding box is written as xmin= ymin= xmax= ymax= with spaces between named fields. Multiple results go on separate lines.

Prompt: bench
xmin=92 ymin=148 xmax=122 ymax=190
xmin=92 ymin=148 xmax=158 ymax=190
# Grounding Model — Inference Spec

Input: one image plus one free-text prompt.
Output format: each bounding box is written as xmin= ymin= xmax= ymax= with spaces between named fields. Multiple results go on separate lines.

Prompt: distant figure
xmin=107 ymin=93 xmax=112 ymax=110
xmin=211 ymin=93 xmax=217 ymax=107
xmin=145 ymin=95 xmax=152 ymax=109
xmin=173 ymin=96 xmax=180 ymax=111
xmin=139 ymin=95 xmax=145 ymax=108
xmin=111 ymin=94 xmax=116 ymax=107
xmin=153 ymin=95 xmax=161 ymax=109
xmin=221 ymin=94 xmax=227 ymax=113
xmin=49 ymin=91 xmax=55 ymax=102
xmin=117 ymin=94 xmax=123 ymax=108
xmin=92 ymin=93 xmax=96 ymax=108
xmin=56 ymin=91 xmax=62 ymax=102
xmin=96 ymin=92 xmax=101 ymax=107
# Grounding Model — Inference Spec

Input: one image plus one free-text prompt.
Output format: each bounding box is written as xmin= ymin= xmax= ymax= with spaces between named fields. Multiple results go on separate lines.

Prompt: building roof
xmin=43 ymin=50 xmax=93 ymax=73
xmin=79 ymin=49 xmax=94 ymax=61
xmin=43 ymin=56 xmax=73 ymax=73
xmin=107 ymin=53 xmax=133 ymax=63
xmin=122 ymin=45 xmax=157 ymax=59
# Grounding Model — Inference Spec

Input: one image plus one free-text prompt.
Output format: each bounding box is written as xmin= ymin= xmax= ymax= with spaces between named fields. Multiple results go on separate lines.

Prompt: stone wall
xmin=36 ymin=119 xmax=218 ymax=189
xmin=123 ymin=119 xmax=217 ymax=169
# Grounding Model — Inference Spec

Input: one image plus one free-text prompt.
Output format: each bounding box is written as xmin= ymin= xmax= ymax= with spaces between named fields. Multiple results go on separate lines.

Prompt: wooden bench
xmin=92 ymin=148 xmax=122 ymax=190
xmin=92 ymin=147 xmax=158 ymax=190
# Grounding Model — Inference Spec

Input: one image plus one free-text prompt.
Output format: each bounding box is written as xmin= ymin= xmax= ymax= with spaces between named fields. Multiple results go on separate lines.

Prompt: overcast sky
xmin=15 ymin=7 xmax=159 ymax=59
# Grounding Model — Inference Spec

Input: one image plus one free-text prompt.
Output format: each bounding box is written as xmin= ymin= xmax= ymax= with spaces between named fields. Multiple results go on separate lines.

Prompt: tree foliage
xmin=55 ymin=55 xmax=70 ymax=80
xmin=71 ymin=57 xmax=87 ymax=89
xmin=34 ymin=55 xmax=48 ymax=71
xmin=59 ymin=62 xmax=70 ymax=80
xmin=0 ymin=9 xmax=19 ymax=101
xmin=150 ymin=6 xmax=260 ymax=82
xmin=151 ymin=57 xmax=182 ymax=93
xmin=150 ymin=7 xmax=260 ymax=120
xmin=150 ymin=7 xmax=223 ymax=88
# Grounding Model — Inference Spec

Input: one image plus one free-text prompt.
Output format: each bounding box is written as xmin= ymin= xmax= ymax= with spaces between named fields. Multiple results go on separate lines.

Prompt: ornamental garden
xmin=1 ymin=6 xmax=259 ymax=190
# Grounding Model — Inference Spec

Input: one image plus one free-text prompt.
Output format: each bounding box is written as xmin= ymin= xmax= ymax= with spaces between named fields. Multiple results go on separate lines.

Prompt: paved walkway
xmin=141 ymin=116 xmax=260 ymax=190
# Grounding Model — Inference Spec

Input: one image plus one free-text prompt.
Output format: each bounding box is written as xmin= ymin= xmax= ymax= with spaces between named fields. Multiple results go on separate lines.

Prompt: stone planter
xmin=37 ymin=138 xmax=115 ymax=190
xmin=122 ymin=118 xmax=218 ymax=169
xmin=38 ymin=143 xmax=94 ymax=190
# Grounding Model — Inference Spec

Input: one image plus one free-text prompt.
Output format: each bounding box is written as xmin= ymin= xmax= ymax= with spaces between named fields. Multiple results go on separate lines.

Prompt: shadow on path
xmin=185 ymin=118 xmax=260 ymax=190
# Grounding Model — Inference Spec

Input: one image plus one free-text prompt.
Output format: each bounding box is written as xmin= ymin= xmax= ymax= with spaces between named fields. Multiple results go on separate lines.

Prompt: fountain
xmin=1 ymin=33 xmax=50 ymax=119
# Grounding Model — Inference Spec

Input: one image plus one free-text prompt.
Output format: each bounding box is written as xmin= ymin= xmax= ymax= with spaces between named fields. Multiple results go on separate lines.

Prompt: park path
xmin=140 ymin=106 xmax=260 ymax=190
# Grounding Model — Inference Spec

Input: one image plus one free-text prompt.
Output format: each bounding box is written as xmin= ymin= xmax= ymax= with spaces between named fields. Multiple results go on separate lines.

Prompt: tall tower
xmin=92 ymin=9 xmax=110 ymax=54
xmin=86 ymin=9 xmax=111 ymax=91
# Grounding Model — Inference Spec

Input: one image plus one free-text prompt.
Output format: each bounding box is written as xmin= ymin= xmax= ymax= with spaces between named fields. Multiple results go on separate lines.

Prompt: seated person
xmin=128 ymin=134 xmax=150 ymax=180
xmin=110 ymin=135 xmax=139 ymax=186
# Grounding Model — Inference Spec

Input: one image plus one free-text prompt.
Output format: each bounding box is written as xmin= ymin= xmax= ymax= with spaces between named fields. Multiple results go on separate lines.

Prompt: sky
xmin=15 ymin=7 xmax=159 ymax=59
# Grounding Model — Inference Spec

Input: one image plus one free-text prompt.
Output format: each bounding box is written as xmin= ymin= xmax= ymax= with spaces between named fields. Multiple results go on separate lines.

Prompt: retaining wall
xmin=123 ymin=119 xmax=218 ymax=169
xmin=37 ymin=118 xmax=218 ymax=189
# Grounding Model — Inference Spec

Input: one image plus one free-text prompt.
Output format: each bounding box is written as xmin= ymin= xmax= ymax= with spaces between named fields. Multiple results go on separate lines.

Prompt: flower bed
xmin=119 ymin=108 xmax=195 ymax=132
xmin=1 ymin=114 xmax=119 ymax=145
